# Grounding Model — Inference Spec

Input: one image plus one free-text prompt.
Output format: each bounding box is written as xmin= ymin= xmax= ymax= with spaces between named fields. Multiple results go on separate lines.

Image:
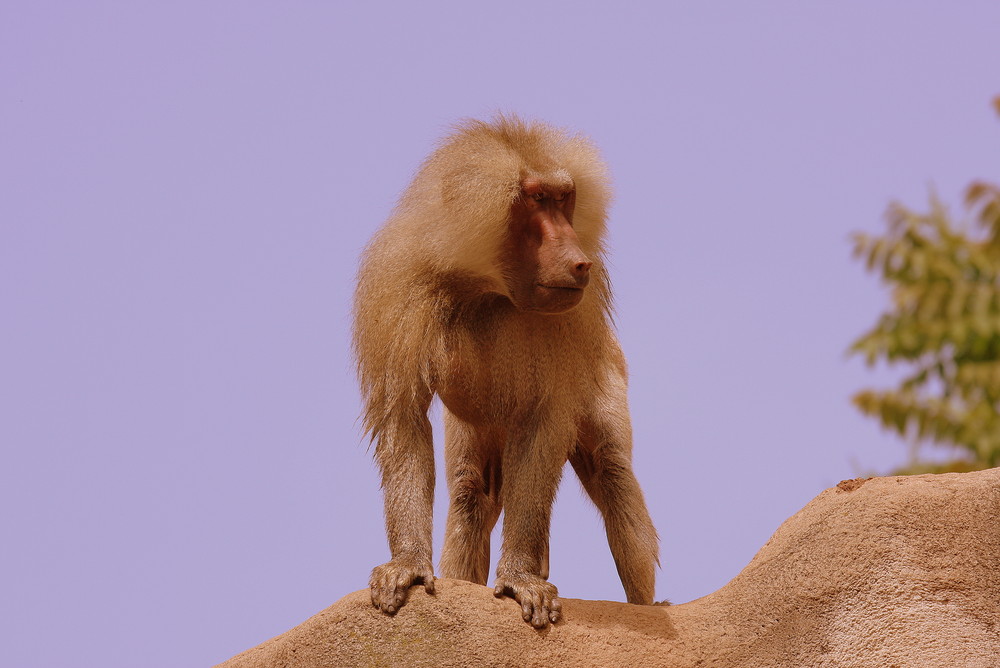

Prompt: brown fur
xmin=354 ymin=116 xmax=659 ymax=628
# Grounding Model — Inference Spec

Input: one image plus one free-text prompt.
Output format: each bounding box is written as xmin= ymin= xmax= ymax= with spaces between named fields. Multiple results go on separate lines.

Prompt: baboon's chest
xmin=436 ymin=314 xmax=595 ymax=423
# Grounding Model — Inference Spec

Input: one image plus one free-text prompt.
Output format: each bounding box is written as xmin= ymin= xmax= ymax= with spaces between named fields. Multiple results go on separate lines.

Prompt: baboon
xmin=354 ymin=116 xmax=659 ymax=629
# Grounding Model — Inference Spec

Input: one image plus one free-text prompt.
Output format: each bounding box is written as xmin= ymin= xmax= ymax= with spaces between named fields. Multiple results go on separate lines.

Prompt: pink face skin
xmin=502 ymin=179 xmax=592 ymax=314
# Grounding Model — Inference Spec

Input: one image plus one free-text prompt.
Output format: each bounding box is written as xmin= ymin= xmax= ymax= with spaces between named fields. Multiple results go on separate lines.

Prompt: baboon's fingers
xmin=530 ymin=592 xmax=545 ymax=628
xmin=369 ymin=556 xmax=435 ymax=615
xmin=494 ymin=572 xmax=561 ymax=629
xmin=368 ymin=563 xmax=402 ymax=613
xmin=548 ymin=596 xmax=562 ymax=623
xmin=423 ymin=571 xmax=436 ymax=594
xmin=368 ymin=567 xmax=397 ymax=613
xmin=528 ymin=588 xmax=560 ymax=629
xmin=523 ymin=592 xmax=537 ymax=623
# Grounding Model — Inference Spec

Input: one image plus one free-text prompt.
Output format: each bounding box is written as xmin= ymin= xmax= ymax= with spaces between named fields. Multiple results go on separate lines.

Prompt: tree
xmin=850 ymin=98 xmax=1000 ymax=474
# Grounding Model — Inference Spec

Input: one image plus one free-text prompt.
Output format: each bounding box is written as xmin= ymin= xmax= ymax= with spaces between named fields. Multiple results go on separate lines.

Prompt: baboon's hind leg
xmin=571 ymin=422 xmax=658 ymax=605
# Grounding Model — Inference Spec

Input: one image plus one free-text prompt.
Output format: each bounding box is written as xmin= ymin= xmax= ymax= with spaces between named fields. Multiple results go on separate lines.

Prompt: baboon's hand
xmin=369 ymin=555 xmax=435 ymax=615
xmin=494 ymin=572 xmax=561 ymax=628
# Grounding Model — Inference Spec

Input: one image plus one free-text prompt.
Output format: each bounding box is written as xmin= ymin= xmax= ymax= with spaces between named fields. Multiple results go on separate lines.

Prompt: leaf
xmin=851 ymin=179 xmax=1000 ymax=474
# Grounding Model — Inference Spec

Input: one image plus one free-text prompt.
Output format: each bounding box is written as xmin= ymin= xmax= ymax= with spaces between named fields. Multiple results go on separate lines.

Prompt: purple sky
xmin=2 ymin=3 xmax=999 ymax=666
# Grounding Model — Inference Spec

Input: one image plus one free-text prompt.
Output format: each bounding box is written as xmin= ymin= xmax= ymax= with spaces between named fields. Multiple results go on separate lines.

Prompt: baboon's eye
xmin=552 ymin=193 xmax=565 ymax=202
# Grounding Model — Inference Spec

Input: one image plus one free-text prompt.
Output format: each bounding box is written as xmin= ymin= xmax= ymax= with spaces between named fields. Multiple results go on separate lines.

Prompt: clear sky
xmin=2 ymin=3 xmax=999 ymax=666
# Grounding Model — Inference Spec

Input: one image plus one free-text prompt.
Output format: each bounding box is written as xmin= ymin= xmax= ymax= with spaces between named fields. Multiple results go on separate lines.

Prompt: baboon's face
xmin=501 ymin=178 xmax=591 ymax=314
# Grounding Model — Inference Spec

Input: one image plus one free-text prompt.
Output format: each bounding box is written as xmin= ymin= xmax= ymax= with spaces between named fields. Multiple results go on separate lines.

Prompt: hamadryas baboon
xmin=353 ymin=116 xmax=659 ymax=628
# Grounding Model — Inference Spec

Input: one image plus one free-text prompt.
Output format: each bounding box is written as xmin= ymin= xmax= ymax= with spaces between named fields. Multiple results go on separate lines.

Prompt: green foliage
xmin=851 ymin=100 xmax=1000 ymax=474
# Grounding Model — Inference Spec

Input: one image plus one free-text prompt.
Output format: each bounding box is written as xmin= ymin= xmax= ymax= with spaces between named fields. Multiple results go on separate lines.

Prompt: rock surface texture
xmin=219 ymin=468 xmax=1000 ymax=667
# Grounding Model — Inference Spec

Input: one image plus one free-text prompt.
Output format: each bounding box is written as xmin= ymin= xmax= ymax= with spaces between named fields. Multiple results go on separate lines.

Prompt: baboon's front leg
xmin=493 ymin=423 xmax=570 ymax=629
xmin=572 ymin=399 xmax=659 ymax=605
xmin=369 ymin=409 xmax=436 ymax=614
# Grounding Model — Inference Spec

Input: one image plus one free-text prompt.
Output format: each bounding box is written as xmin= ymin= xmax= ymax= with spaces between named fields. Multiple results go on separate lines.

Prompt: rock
xmin=218 ymin=468 xmax=1000 ymax=667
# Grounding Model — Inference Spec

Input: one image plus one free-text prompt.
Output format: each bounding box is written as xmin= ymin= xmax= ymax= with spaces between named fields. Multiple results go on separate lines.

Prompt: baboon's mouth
xmin=538 ymin=284 xmax=582 ymax=291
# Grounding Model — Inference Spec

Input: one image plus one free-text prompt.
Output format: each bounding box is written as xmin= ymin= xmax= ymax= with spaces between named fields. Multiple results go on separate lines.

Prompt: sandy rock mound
xmin=218 ymin=468 xmax=1000 ymax=668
